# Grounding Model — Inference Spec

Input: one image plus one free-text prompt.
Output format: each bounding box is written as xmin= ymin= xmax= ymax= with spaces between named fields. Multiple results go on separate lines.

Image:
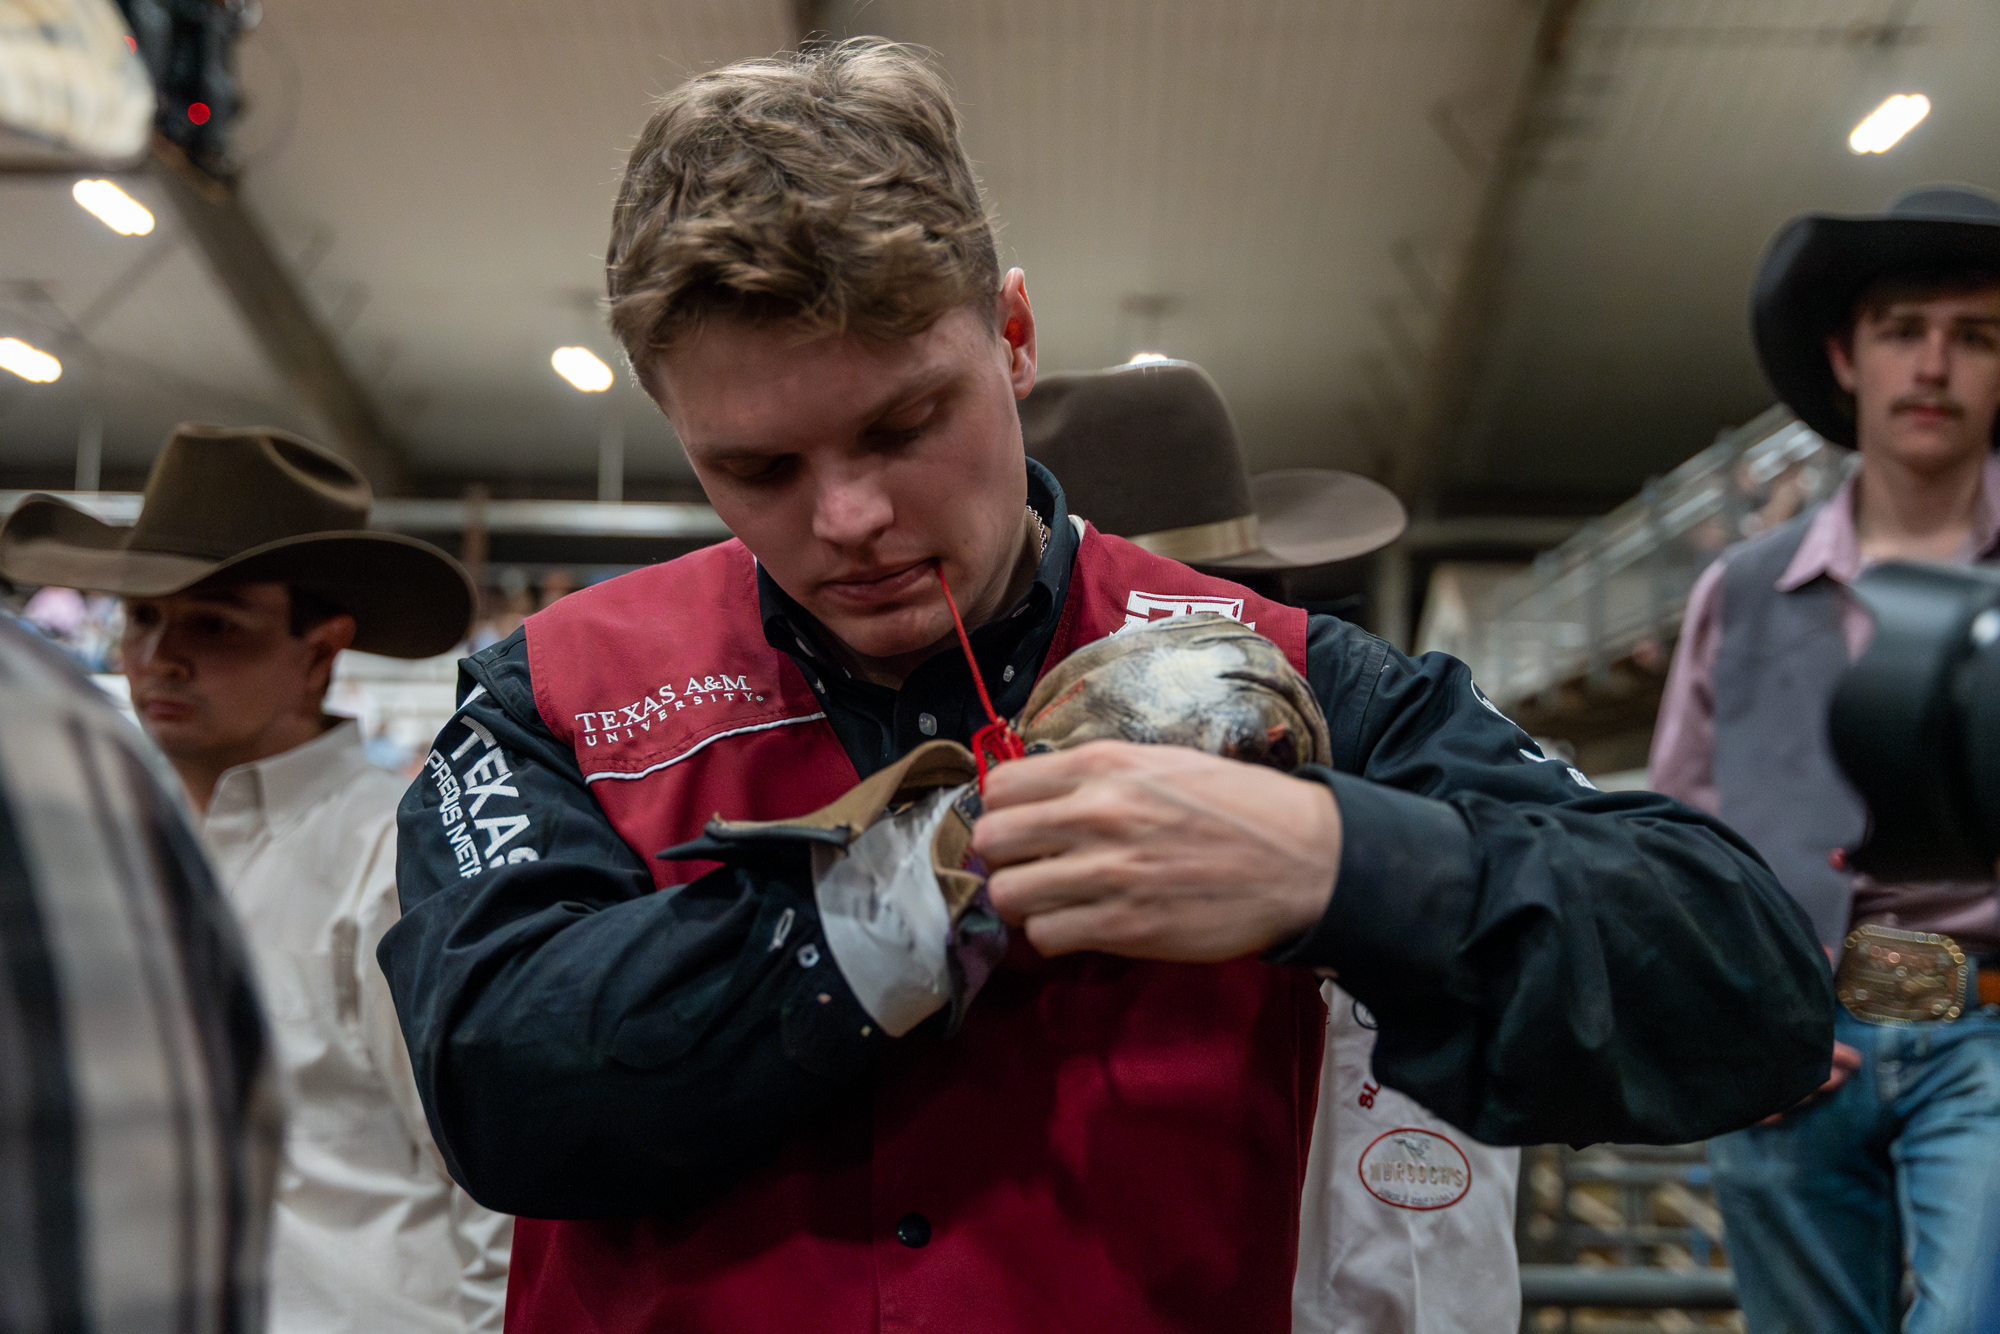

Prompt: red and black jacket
xmin=381 ymin=462 xmax=1831 ymax=1333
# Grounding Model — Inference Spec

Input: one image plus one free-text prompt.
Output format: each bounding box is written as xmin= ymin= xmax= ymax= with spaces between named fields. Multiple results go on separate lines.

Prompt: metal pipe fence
xmin=1467 ymin=407 xmax=1853 ymax=706
xmin=1517 ymin=1142 xmax=1742 ymax=1330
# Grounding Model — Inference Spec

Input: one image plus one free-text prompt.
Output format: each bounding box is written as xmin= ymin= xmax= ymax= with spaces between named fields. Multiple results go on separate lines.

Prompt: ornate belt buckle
xmin=1837 ymin=923 xmax=1968 ymax=1025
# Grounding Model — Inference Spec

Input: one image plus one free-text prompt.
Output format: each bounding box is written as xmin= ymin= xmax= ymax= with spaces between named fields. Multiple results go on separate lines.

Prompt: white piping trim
xmin=583 ymin=712 xmax=829 ymax=784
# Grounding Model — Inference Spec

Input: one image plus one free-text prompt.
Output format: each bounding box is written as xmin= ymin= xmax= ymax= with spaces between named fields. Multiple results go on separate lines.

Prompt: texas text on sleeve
xmin=381 ymin=602 xmax=1832 ymax=1219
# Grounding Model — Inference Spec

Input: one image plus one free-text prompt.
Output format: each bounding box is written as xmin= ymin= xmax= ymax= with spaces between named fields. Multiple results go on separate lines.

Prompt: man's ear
xmin=1828 ymin=331 xmax=1860 ymax=393
xmin=996 ymin=268 xmax=1037 ymax=400
xmin=302 ymin=613 xmax=358 ymax=704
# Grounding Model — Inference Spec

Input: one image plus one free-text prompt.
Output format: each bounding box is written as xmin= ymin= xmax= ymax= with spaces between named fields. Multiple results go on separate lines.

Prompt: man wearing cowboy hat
xmin=1025 ymin=357 xmax=1520 ymax=1332
xmin=1651 ymin=185 xmax=2000 ymax=1333
xmin=0 ymin=424 xmax=514 ymax=1334
xmin=1017 ymin=358 xmax=1410 ymax=574
xmin=381 ymin=41 xmax=1831 ymax=1334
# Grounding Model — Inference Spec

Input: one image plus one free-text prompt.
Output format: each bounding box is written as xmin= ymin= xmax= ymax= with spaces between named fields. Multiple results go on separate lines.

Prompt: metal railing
xmin=1517 ymin=1143 xmax=1740 ymax=1329
xmin=1464 ymin=407 xmax=1853 ymax=706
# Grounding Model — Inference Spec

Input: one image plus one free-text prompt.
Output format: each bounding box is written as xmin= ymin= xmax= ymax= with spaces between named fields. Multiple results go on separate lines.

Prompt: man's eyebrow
xmin=864 ymin=364 xmax=958 ymax=420
xmin=691 ymin=363 xmax=963 ymax=457
xmin=180 ymin=586 xmax=261 ymax=609
xmin=1879 ymin=306 xmax=2000 ymax=324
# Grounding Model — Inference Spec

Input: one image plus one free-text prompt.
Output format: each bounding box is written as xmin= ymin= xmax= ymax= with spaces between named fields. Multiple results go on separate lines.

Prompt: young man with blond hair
xmin=384 ymin=40 xmax=1831 ymax=1333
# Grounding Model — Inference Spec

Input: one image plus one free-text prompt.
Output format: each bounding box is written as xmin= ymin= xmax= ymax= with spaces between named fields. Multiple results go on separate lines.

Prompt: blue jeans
xmin=1710 ymin=1004 xmax=2000 ymax=1334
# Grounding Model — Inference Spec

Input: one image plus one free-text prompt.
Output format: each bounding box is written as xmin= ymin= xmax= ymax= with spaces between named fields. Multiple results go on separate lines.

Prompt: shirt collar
xmin=205 ymin=717 xmax=371 ymax=833
xmin=756 ymin=457 xmax=1078 ymax=677
xmin=1776 ymin=452 xmax=2000 ymax=592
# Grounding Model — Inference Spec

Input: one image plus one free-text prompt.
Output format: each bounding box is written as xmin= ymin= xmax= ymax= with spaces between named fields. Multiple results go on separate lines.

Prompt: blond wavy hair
xmin=606 ymin=39 xmax=1000 ymax=389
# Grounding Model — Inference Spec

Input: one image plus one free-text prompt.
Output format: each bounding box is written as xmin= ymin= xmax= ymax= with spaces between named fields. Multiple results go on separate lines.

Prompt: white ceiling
xmin=0 ymin=0 xmax=1991 ymax=514
xmin=1452 ymin=0 xmax=1991 ymax=498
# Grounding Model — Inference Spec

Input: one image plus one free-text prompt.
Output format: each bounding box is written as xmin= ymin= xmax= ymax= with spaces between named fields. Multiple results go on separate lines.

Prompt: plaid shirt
xmin=0 ymin=614 xmax=280 ymax=1334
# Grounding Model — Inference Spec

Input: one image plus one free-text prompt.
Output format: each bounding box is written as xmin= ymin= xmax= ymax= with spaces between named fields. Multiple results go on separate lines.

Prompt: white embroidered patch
xmin=1113 ymin=590 xmax=1256 ymax=635
xmin=572 ymin=673 xmax=771 ymax=746
xmin=433 ymin=714 xmax=540 ymax=874
xmin=1358 ymin=1128 xmax=1473 ymax=1210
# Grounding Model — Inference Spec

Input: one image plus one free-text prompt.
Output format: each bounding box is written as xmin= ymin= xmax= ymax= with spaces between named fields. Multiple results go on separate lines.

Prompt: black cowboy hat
xmin=1753 ymin=184 xmax=2000 ymax=447
xmin=0 ymin=423 xmax=475 ymax=658
xmin=1020 ymin=360 xmax=1406 ymax=568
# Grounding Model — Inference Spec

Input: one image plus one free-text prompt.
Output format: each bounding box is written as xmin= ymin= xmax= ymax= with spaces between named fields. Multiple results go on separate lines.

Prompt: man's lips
xmin=137 ymin=695 xmax=195 ymax=721
xmin=819 ymin=559 xmax=937 ymax=606
xmin=1895 ymin=400 xmax=1963 ymax=422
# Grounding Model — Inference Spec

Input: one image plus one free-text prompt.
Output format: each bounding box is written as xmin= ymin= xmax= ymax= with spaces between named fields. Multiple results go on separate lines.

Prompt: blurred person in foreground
xmin=0 ymin=426 xmax=514 ymax=1334
xmin=1651 ymin=186 xmax=2000 ymax=1334
xmin=382 ymin=40 xmax=1832 ymax=1334
xmin=0 ymin=609 xmax=279 ymax=1333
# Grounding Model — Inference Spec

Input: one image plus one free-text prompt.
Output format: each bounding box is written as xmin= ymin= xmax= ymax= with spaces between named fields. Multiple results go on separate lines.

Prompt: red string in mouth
xmin=933 ymin=559 xmax=1026 ymax=791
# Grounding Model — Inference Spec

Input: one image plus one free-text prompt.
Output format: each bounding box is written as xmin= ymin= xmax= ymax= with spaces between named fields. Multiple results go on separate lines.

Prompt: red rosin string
xmin=933 ymin=560 xmax=1026 ymax=791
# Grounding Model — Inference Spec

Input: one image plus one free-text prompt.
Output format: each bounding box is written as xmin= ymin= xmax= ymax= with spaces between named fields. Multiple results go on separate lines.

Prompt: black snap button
xmin=895 ymin=1212 xmax=931 ymax=1248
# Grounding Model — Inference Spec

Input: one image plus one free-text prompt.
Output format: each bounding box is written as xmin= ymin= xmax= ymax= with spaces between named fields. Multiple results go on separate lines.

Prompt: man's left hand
xmin=971 ymin=740 xmax=1343 ymax=961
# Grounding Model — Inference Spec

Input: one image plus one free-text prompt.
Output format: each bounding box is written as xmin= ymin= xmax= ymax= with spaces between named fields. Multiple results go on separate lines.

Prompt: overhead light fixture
xmin=1849 ymin=94 xmax=1930 ymax=154
xmin=1126 ymin=352 xmax=1173 ymax=365
xmin=552 ymin=346 xmax=613 ymax=392
xmin=71 ymin=179 xmax=154 ymax=235
xmin=0 ymin=337 xmax=62 ymax=383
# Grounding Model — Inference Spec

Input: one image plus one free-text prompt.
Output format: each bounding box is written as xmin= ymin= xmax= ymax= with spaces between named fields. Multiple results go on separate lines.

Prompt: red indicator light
xmin=124 ymin=34 xmax=136 ymax=51
xmin=187 ymin=103 xmax=211 ymax=125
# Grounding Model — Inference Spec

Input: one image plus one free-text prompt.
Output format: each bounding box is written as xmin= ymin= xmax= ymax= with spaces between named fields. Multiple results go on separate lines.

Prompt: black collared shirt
xmin=382 ymin=464 xmax=1834 ymax=1219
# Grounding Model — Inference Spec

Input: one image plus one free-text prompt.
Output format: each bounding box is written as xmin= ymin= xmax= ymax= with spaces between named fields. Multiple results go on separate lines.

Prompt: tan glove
xmin=673 ymin=741 xmax=1001 ymax=1036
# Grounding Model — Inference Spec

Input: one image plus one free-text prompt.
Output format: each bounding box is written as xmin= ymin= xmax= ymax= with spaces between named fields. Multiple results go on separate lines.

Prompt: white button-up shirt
xmin=202 ymin=720 xmax=511 ymax=1333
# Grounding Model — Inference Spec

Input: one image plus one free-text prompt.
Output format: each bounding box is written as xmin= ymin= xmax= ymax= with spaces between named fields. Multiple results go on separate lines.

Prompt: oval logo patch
xmin=1358 ymin=1128 xmax=1472 ymax=1210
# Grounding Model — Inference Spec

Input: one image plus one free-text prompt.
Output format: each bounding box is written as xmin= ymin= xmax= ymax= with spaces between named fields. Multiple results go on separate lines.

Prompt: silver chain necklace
xmin=1027 ymin=504 xmax=1051 ymax=560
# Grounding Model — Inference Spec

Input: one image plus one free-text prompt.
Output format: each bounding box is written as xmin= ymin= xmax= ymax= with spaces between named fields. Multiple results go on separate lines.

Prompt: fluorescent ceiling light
xmin=1126 ymin=351 xmax=1173 ymax=365
xmin=1849 ymin=94 xmax=1930 ymax=154
xmin=552 ymin=346 xmax=613 ymax=392
xmin=72 ymin=179 xmax=154 ymax=235
xmin=0 ymin=338 xmax=62 ymax=383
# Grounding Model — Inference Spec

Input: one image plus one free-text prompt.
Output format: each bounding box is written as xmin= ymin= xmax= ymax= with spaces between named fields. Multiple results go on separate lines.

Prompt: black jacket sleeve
xmin=379 ymin=629 xmax=886 ymax=1218
xmin=1276 ymin=614 xmax=1835 ymax=1147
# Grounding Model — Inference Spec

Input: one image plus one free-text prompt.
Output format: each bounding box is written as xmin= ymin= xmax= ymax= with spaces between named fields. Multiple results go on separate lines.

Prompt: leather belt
xmin=1837 ymin=923 xmax=2000 ymax=1024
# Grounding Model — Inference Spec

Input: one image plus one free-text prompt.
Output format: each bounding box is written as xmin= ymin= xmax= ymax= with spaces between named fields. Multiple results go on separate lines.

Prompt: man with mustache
xmin=382 ymin=40 xmax=1831 ymax=1333
xmin=1651 ymin=187 xmax=2000 ymax=1334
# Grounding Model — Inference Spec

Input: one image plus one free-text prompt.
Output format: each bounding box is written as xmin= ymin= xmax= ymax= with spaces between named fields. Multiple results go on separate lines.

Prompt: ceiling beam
xmin=1392 ymin=0 xmax=1588 ymax=505
xmin=144 ymin=137 xmax=410 ymax=494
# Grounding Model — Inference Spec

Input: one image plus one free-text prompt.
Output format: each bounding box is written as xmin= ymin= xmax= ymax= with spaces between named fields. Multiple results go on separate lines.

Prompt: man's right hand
xmin=1759 ymin=1041 xmax=1862 ymax=1125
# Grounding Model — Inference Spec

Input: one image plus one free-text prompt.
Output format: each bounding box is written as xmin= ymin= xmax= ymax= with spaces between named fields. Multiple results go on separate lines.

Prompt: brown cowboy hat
xmin=0 ymin=423 xmax=475 ymax=659
xmin=1020 ymin=360 xmax=1406 ymax=568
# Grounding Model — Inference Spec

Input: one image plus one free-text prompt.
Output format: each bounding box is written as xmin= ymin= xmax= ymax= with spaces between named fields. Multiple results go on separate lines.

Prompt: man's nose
xmin=811 ymin=467 xmax=894 ymax=548
xmin=1915 ymin=326 xmax=1952 ymax=383
xmin=124 ymin=621 xmax=185 ymax=678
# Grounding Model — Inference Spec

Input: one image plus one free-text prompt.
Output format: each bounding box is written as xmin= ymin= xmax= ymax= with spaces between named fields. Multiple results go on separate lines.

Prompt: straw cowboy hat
xmin=1754 ymin=184 xmax=2000 ymax=448
xmin=0 ymin=423 xmax=475 ymax=658
xmin=1020 ymin=359 xmax=1406 ymax=568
